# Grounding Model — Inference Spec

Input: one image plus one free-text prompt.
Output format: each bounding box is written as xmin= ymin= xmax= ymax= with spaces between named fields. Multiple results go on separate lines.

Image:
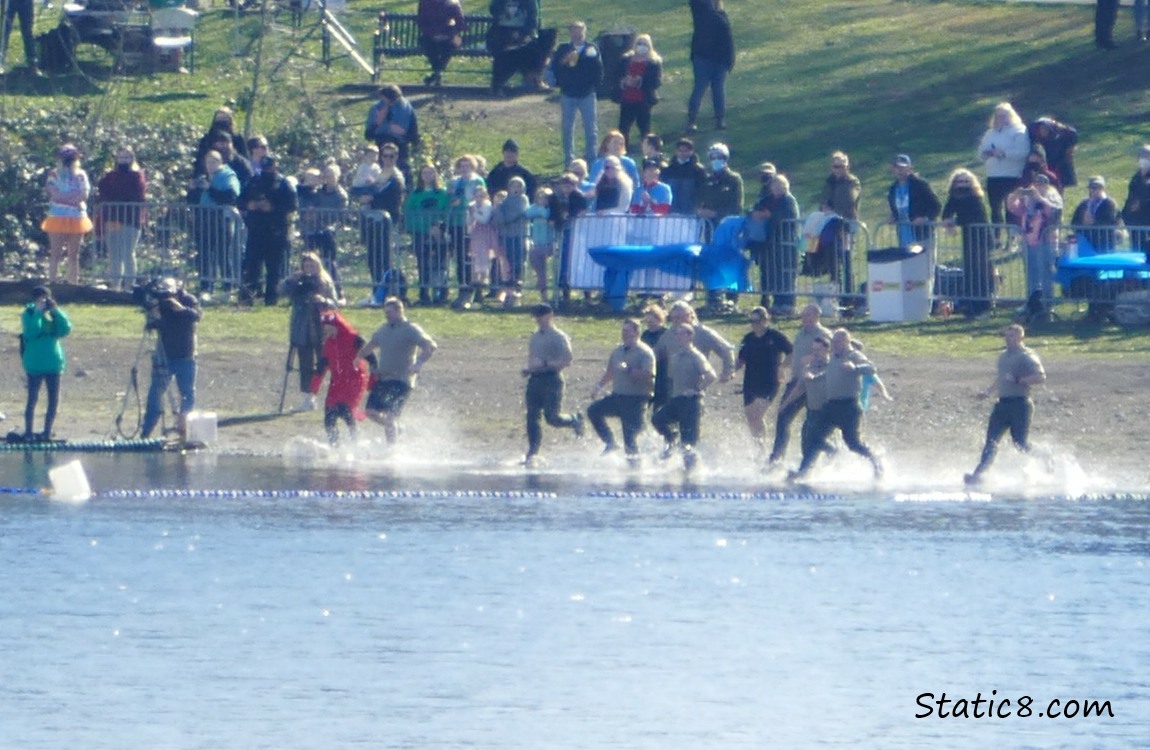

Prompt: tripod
xmin=111 ymin=327 xmax=179 ymax=440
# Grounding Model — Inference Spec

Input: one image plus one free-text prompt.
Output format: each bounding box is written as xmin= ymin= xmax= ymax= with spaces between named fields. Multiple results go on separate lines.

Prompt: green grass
xmin=4 ymin=0 xmax=1150 ymax=356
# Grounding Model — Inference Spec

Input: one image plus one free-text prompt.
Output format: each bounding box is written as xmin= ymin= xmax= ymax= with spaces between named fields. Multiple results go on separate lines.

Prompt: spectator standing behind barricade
xmin=686 ymin=0 xmax=734 ymax=132
xmin=589 ymin=131 xmax=641 ymax=187
xmin=20 ymin=286 xmax=70 ymax=443
xmin=521 ymin=303 xmax=584 ymax=466
xmin=279 ymin=252 xmax=338 ymax=412
xmin=310 ymin=310 xmax=370 ymax=446
xmin=447 ymin=155 xmax=486 ymax=309
xmin=94 ymin=146 xmax=147 ymax=292
xmin=629 ymin=159 xmax=673 ymax=216
xmin=941 ymin=168 xmax=994 ymax=318
xmin=1028 ymin=116 xmax=1078 ymax=189
xmin=404 ymin=164 xmax=451 ymax=306
xmin=486 ymin=139 xmax=538 ymax=197
xmin=568 ymin=158 xmax=595 ymax=196
xmin=193 ymin=108 xmax=248 ymax=178
xmin=365 ymin=85 xmax=419 ymax=183
xmin=239 ymin=155 xmax=297 ymax=306
xmin=1121 ymin=145 xmax=1150 ymax=259
xmin=884 ymin=153 xmax=940 ymax=249
xmin=768 ymin=302 xmax=831 ymax=466
xmin=194 ymin=149 xmax=241 ymax=301
xmin=525 ymin=187 xmax=556 ymax=303
xmin=820 ymin=151 xmax=861 ymax=299
xmin=208 ymin=130 xmax=253 ymax=189
xmin=1020 ymin=148 xmax=1062 ymax=193
xmin=755 ymin=174 xmax=800 ymax=316
xmin=1006 ymin=173 xmax=1062 ymax=319
xmin=641 ymin=134 xmax=666 ymax=168
xmin=978 ymin=102 xmax=1031 ymax=235
xmin=964 ymin=323 xmax=1046 ymax=486
xmin=651 ymin=323 xmax=717 ymax=471
xmin=417 ymin=0 xmax=464 ymax=87
xmin=355 ymin=297 xmax=438 ymax=445
xmin=1071 ymin=176 xmax=1119 ymax=253
xmin=488 ymin=0 xmax=539 ymax=95
xmin=494 ymin=175 xmax=530 ymax=306
xmin=549 ymin=21 xmax=603 ymax=168
xmin=734 ymin=306 xmax=792 ymax=458
xmin=359 ymin=143 xmax=405 ymax=291
xmin=467 ymin=185 xmax=499 ymax=307
xmin=247 ymin=137 xmax=269 ymax=179
xmin=613 ymin=34 xmax=662 ymax=151
xmin=593 ymin=156 xmax=634 ymax=215
xmin=588 ymin=318 xmax=656 ymax=462
xmin=42 ymin=144 xmax=92 ymax=286
xmin=141 ymin=278 xmax=201 ymax=441
xmin=696 ymin=142 xmax=744 ymax=313
xmin=300 ymin=163 xmax=348 ymax=302
xmin=0 ymin=0 xmax=41 ymax=75
xmin=553 ymin=172 xmax=589 ymax=306
xmin=351 ymin=144 xmax=383 ymax=203
xmin=662 ymin=137 xmax=707 ymax=215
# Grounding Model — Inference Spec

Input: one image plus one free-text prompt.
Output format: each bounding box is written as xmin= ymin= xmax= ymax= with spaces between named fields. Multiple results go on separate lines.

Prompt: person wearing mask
xmin=548 ymin=21 xmax=603 ymax=168
xmin=1122 ymin=145 xmax=1150 ymax=258
xmin=662 ymin=137 xmax=707 ymax=215
xmin=686 ymin=0 xmax=734 ymax=132
xmin=941 ymin=168 xmax=993 ymax=317
xmin=1071 ymin=175 xmax=1119 ymax=253
xmin=94 ymin=145 xmax=147 ymax=292
xmin=239 ymin=155 xmax=298 ymax=306
xmin=141 ymin=278 xmax=202 ymax=440
xmin=587 ymin=318 xmax=656 ymax=461
xmin=696 ymin=142 xmax=744 ymax=313
xmin=884 ymin=153 xmax=940 ymax=249
xmin=20 ymin=286 xmax=71 ymax=442
xmin=614 ymin=33 xmax=663 ymax=151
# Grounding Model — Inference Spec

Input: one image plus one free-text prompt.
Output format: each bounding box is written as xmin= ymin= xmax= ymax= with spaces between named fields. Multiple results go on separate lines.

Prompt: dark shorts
xmin=366 ymin=380 xmax=411 ymax=415
xmin=742 ymin=386 xmax=778 ymax=407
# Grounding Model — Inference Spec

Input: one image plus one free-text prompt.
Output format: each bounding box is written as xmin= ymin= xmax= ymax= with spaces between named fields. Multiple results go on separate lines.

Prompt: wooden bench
xmin=371 ymin=11 xmax=495 ymax=82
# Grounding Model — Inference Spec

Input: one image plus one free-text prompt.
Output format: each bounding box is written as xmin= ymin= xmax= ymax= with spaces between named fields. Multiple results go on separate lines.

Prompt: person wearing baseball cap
xmin=1071 ymin=175 xmax=1119 ymax=253
xmin=521 ymin=303 xmax=584 ymax=465
xmin=885 ymin=152 xmax=940 ymax=249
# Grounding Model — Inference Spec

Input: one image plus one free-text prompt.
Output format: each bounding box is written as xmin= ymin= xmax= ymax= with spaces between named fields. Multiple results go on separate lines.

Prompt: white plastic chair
xmin=151 ymin=6 xmax=198 ymax=73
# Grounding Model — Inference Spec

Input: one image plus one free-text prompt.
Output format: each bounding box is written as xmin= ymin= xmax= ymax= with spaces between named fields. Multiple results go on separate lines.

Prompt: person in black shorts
xmin=734 ymin=306 xmax=792 ymax=456
xmin=355 ymin=297 xmax=437 ymax=444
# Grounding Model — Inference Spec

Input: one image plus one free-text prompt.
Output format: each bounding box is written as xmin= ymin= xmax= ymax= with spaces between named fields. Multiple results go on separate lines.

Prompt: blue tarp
xmin=587 ymin=215 xmax=751 ymax=310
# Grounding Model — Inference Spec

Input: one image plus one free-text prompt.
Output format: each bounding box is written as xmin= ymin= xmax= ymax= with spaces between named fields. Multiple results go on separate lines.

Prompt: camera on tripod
xmin=131 ymin=277 xmax=180 ymax=311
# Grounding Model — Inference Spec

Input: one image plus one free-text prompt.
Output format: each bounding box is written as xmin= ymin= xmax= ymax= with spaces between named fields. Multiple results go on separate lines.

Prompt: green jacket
xmin=21 ymin=303 xmax=72 ymax=375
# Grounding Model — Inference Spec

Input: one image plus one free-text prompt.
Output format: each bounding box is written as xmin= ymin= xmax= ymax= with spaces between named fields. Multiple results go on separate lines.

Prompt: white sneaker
xmin=297 ymin=394 xmax=317 ymax=412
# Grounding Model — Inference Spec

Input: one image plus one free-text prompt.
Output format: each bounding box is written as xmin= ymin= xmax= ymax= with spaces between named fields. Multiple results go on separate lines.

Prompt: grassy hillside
xmin=1 ymin=0 xmax=1145 ymax=218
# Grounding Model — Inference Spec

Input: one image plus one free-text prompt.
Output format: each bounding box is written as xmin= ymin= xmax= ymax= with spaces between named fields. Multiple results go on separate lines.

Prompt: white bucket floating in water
xmin=48 ymin=460 xmax=92 ymax=502
xmin=185 ymin=411 xmax=218 ymax=446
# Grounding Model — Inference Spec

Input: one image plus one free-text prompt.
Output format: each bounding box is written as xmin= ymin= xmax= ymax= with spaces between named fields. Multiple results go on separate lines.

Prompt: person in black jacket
xmin=548 ymin=21 xmax=603 ymax=167
xmin=662 ymin=137 xmax=707 ymax=215
xmin=239 ymin=156 xmax=298 ymax=306
xmin=1071 ymin=175 xmax=1119 ymax=253
xmin=141 ymin=278 xmax=202 ymax=440
xmin=1121 ymin=145 xmax=1150 ymax=257
xmin=885 ymin=153 xmax=941 ymax=248
xmin=614 ymin=33 xmax=663 ymax=151
xmin=941 ymin=168 xmax=993 ymax=317
xmin=686 ymin=0 xmax=734 ymax=132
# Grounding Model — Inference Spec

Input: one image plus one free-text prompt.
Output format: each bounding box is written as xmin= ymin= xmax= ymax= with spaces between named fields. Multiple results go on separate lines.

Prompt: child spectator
xmin=494 ymin=177 xmax=529 ymax=307
xmin=351 ymin=144 xmax=383 ymax=204
xmin=525 ymin=186 xmax=556 ymax=302
xmin=466 ymin=185 xmax=499 ymax=308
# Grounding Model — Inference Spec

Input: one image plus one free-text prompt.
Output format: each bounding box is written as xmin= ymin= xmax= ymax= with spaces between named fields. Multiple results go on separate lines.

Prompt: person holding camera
xmin=20 ymin=286 xmax=71 ymax=442
xmin=278 ymin=252 xmax=338 ymax=412
xmin=141 ymin=278 xmax=202 ymax=440
xmin=239 ymin=155 xmax=298 ymax=306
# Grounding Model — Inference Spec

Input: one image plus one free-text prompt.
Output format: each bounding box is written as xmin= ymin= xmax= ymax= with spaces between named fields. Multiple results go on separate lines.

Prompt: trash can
xmin=866 ymin=244 xmax=932 ymax=322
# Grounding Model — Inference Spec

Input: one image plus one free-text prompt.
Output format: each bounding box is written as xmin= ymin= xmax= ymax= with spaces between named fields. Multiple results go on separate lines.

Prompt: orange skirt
xmin=42 ymin=215 xmax=94 ymax=235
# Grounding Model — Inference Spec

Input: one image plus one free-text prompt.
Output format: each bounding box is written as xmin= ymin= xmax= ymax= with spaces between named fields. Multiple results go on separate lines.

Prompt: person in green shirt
xmin=404 ymin=164 xmax=451 ymax=305
xmin=20 ymin=286 xmax=72 ymax=442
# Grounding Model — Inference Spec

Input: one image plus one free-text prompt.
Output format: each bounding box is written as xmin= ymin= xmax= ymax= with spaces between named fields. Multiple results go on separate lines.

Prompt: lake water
xmin=1 ymin=448 xmax=1147 ymax=748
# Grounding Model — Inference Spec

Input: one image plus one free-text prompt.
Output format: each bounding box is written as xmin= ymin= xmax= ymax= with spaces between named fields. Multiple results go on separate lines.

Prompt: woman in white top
xmin=977 ymin=102 xmax=1031 ymax=230
xmin=42 ymin=144 xmax=94 ymax=285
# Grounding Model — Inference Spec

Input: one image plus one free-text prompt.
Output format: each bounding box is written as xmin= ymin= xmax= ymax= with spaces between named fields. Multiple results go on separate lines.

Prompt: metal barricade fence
xmin=1048 ymin=223 xmax=1150 ymax=311
xmin=564 ymin=214 xmax=704 ymax=294
xmin=766 ymin=218 xmax=870 ymax=313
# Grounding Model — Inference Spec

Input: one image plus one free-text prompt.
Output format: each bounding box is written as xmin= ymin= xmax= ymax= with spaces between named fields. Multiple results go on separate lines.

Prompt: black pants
xmin=324 ymin=403 xmax=356 ymax=445
xmin=618 ymin=102 xmax=652 ymax=150
xmin=296 ymin=343 xmax=320 ymax=394
xmin=1 ymin=0 xmax=36 ymax=67
xmin=798 ymin=397 xmax=876 ymax=473
xmin=525 ymin=372 xmax=577 ymax=456
xmin=420 ymin=34 xmax=455 ymax=74
xmin=305 ymin=230 xmax=341 ymax=295
xmin=972 ymin=397 xmax=1033 ymax=476
xmin=769 ymin=379 xmax=805 ymax=463
xmin=986 ymin=176 xmax=1020 ymax=229
xmin=359 ymin=211 xmax=392 ymax=285
xmin=1096 ymin=0 xmax=1119 ymax=44
xmin=652 ymin=394 xmax=703 ymax=448
xmin=587 ymin=393 xmax=646 ymax=454
xmin=241 ymin=229 xmax=288 ymax=305
xmin=25 ymin=372 xmax=60 ymax=436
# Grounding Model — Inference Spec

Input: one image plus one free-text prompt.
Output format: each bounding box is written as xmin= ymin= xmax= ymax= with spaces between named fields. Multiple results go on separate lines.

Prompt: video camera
xmin=131 ymin=277 xmax=180 ymax=310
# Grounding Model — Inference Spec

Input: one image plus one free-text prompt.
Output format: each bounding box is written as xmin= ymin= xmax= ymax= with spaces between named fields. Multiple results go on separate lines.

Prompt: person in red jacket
xmin=310 ymin=310 xmax=371 ymax=446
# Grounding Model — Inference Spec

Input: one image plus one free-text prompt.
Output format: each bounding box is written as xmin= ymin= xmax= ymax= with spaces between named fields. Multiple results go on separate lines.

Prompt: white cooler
xmin=867 ymin=245 xmax=933 ymax=322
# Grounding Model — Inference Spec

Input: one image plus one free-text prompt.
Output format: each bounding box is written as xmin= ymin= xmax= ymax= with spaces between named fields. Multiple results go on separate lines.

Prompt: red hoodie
xmin=310 ymin=311 xmax=369 ymax=417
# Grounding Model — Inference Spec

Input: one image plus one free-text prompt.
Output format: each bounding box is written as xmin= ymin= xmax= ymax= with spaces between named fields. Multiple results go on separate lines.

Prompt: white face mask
xmin=710 ymin=159 xmax=726 ymax=172
xmin=1140 ymin=158 xmax=1150 ymax=172
xmin=635 ymin=44 xmax=649 ymax=55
